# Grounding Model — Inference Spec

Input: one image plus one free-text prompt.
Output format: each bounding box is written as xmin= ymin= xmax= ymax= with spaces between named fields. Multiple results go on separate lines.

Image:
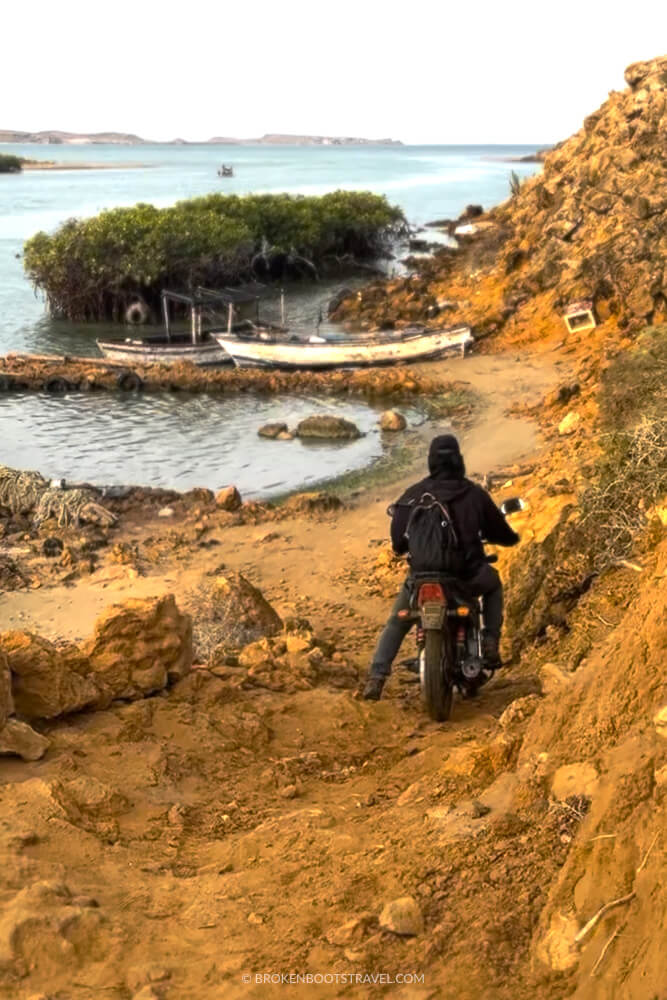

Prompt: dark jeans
xmin=369 ymin=564 xmax=503 ymax=678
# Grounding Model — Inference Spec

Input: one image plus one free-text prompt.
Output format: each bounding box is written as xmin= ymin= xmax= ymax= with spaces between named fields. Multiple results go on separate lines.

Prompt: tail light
xmin=418 ymin=583 xmax=445 ymax=604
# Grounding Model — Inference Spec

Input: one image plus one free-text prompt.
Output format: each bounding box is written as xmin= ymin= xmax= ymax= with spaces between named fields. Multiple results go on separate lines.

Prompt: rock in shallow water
xmin=295 ymin=415 xmax=362 ymax=440
xmin=258 ymin=422 xmax=289 ymax=439
xmin=379 ymin=409 xmax=407 ymax=431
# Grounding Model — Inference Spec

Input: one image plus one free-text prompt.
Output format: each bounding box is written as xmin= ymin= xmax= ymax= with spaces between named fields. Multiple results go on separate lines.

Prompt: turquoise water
xmin=0 ymin=143 xmax=541 ymax=355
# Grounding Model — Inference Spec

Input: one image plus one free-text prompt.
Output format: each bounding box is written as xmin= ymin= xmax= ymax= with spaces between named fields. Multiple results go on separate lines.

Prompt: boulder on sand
xmin=295 ymin=415 xmax=362 ymax=440
xmin=195 ymin=571 xmax=283 ymax=653
xmin=0 ymin=594 xmax=192 ymax=720
xmin=215 ymin=485 xmax=242 ymax=511
xmin=83 ymin=594 xmax=192 ymax=702
xmin=0 ymin=719 xmax=50 ymax=761
xmin=0 ymin=631 xmax=99 ymax=720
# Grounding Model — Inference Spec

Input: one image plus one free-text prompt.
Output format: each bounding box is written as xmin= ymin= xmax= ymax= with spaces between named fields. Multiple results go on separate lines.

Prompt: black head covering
xmin=428 ymin=434 xmax=465 ymax=478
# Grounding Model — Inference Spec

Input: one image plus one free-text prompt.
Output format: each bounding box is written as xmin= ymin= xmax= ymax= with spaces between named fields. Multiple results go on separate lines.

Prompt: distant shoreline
xmin=0 ymin=130 xmax=403 ymax=147
xmin=20 ymin=161 xmax=150 ymax=171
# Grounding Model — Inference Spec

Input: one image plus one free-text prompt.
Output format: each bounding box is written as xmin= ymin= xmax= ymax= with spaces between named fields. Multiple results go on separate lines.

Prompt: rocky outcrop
xmin=281 ymin=492 xmax=343 ymax=516
xmin=82 ymin=594 xmax=192 ymax=702
xmin=378 ymin=896 xmax=424 ymax=936
xmin=332 ymin=55 xmax=666 ymax=336
xmin=491 ymin=55 xmax=667 ymax=328
xmin=0 ymin=595 xmax=192 ymax=729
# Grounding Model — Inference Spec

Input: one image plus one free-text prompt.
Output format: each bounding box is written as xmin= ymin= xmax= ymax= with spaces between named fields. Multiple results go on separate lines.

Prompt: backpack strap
xmin=406 ymin=493 xmax=460 ymax=548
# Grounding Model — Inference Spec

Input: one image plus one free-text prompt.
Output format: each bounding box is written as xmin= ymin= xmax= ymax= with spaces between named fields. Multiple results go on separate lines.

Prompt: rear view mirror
xmin=387 ymin=504 xmax=396 ymax=517
xmin=500 ymin=497 xmax=525 ymax=516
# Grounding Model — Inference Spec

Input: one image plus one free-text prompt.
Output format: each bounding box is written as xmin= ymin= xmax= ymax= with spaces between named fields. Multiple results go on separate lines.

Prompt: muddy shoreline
xmin=0 ymin=352 xmax=561 ymax=613
xmin=0 ymin=352 xmax=470 ymax=400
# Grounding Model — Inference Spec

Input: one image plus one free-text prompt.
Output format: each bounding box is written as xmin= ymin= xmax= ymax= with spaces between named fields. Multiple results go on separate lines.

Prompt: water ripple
xmin=0 ymin=391 xmax=404 ymax=498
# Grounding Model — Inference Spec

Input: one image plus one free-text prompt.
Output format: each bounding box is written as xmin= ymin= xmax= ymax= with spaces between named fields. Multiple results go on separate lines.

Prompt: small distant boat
xmin=97 ymin=286 xmax=282 ymax=367
xmin=214 ymin=325 xmax=473 ymax=370
xmin=218 ymin=164 xmax=234 ymax=177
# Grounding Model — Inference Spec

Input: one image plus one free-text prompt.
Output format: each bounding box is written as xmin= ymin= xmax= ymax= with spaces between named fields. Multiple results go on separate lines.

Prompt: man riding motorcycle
xmin=363 ymin=434 xmax=519 ymax=701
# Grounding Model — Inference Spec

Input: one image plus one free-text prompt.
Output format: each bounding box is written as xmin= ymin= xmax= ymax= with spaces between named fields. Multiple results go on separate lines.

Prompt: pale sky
xmin=4 ymin=0 xmax=665 ymax=144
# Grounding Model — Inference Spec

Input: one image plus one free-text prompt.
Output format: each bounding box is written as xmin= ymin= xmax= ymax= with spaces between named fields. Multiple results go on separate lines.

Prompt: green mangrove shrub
xmin=23 ymin=191 xmax=405 ymax=321
xmin=0 ymin=154 xmax=23 ymax=173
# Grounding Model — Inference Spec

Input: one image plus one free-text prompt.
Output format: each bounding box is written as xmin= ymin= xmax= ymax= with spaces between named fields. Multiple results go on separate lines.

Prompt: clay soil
xmin=1 ymin=55 xmax=665 ymax=997
xmin=0 ymin=349 xmax=585 ymax=1000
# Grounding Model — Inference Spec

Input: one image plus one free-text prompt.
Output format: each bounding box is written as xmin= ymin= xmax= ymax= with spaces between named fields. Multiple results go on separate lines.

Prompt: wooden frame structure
xmin=563 ymin=300 xmax=597 ymax=334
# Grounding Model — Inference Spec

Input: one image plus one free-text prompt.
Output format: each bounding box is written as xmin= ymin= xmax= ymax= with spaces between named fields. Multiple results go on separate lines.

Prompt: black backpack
xmin=405 ymin=492 xmax=466 ymax=575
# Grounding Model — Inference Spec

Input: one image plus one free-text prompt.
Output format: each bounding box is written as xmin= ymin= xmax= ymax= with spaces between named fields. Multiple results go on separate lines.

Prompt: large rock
xmin=624 ymin=57 xmax=667 ymax=91
xmin=0 ymin=631 xmax=99 ymax=720
xmin=203 ymin=572 xmax=282 ymax=650
xmin=52 ymin=775 xmax=130 ymax=821
xmin=0 ymin=594 xmax=192 ymax=720
xmin=295 ymin=415 xmax=362 ymax=440
xmin=83 ymin=594 xmax=192 ymax=702
xmin=0 ymin=719 xmax=50 ymax=761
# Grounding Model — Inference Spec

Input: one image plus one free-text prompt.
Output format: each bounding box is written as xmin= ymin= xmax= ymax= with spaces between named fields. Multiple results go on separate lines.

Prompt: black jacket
xmin=390 ymin=474 xmax=519 ymax=573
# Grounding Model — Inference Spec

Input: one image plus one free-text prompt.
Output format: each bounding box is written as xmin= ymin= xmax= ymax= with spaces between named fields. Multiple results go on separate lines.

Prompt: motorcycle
xmin=396 ymin=497 xmax=524 ymax=722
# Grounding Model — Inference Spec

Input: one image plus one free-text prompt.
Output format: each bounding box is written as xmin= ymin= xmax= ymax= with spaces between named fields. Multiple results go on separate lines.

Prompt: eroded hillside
xmin=0 ymin=56 xmax=665 ymax=1000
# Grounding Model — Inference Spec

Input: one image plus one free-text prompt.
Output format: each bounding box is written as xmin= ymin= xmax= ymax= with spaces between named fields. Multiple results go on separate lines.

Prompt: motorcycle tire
xmin=421 ymin=629 xmax=453 ymax=722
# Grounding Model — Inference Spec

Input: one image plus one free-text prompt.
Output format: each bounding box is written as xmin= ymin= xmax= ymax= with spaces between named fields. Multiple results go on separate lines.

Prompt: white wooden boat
xmin=96 ymin=331 xmax=229 ymax=366
xmin=214 ymin=325 xmax=473 ymax=370
xmin=97 ymin=286 xmax=278 ymax=368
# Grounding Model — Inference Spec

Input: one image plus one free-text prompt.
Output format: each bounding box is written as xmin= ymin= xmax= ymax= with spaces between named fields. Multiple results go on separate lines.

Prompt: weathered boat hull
xmin=96 ymin=337 xmax=230 ymax=367
xmin=214 ymin=326 xmax=472 ymax=370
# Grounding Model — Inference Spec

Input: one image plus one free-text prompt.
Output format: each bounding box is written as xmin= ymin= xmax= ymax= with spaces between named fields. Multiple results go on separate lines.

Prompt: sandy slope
xmin=0 ymin=350 xmax=576 ymax=1000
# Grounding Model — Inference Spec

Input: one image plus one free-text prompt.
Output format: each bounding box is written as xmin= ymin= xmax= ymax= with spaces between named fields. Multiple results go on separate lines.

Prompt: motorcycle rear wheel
xmin=421 ymin=629 xmax=453 ymax=722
